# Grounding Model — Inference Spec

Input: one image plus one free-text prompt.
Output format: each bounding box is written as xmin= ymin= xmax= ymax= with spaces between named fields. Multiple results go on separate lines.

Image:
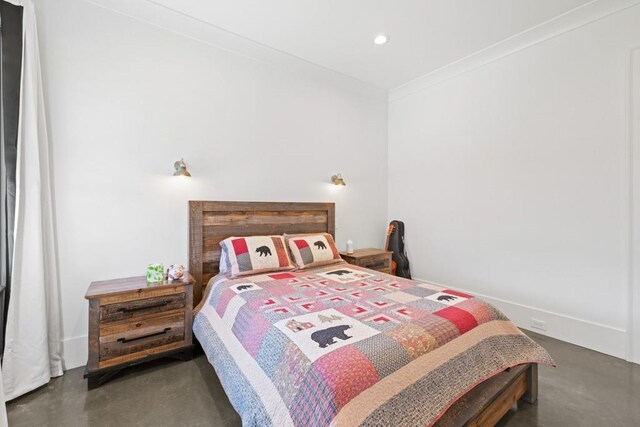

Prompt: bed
xmin=189 ymin=201 xmax=554 ymax=426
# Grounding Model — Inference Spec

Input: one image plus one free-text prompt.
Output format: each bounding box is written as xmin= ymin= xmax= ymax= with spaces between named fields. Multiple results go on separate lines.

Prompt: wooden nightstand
xmin=84 ymin=273 xmax=195 ymax=389
xmin=340 ymin=248 xmax=393 ymax=274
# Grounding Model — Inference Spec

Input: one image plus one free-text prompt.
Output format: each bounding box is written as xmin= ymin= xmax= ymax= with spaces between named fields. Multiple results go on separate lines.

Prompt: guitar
xmin=385 ymin=224 xmax=398 ymax=275
xmin=386 ymin=220 xmax=412 ymax=279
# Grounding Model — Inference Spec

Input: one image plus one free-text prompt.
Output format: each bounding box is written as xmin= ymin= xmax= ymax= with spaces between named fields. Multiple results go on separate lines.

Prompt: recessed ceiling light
xmin=373 ymin=34 xmax=389 ymax=45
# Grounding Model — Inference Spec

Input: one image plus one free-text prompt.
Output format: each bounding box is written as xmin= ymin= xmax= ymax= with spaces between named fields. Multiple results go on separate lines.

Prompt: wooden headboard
xmin=189 ymin=201 xmax=335 ymax=303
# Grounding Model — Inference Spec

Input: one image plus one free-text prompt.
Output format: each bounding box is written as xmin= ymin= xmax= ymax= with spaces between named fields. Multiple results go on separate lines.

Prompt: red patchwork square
xmin=271 ymin=236 xmax=291 ymax=267
xmin=314 ymin=346 xmax=379 ymax=410
xmin=269 ymin=272 xmax=296 ymax=280
xmin=455 ymin=299 xmax=494 ymax=325
xmin=293 ymin=239 xmax=309 ymax=249
xmin=231 ymin=238 xmax=249 ymax=255
xmin=434 ymin=306 xmax=478 ymax=335
xmin=386 ymin=323 xmax=437 ymax=360
xmin=443 ymin=289 xmax=473 ymax=299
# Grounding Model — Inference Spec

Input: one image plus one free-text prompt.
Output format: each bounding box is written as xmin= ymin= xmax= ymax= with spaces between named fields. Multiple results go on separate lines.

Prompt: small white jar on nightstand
xmin=346 ymin=240 xmax=354 ymax=254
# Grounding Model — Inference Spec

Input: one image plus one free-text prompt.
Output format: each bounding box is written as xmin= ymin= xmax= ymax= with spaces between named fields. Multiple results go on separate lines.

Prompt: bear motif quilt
xmin=193 ymin=262 xmax=554 ymax=426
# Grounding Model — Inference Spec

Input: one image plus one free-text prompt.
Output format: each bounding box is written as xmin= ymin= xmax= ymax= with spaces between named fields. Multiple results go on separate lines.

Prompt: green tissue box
xmin=147 ymin=263 xmax=164 ymax=283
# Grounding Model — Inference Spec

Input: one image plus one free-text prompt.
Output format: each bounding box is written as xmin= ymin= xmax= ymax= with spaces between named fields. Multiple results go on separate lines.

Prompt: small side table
xmin=340 ymin=248 xmax=393 ymax=275
xmin=84 ymin=273 xmax=195 ymax=389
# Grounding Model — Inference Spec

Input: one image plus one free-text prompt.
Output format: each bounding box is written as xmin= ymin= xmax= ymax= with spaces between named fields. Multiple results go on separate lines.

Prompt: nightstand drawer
xmin=100 ymin=293 xmax=185 ymax=323
xmin=99 ymin=313 xmax=185 ymax=361
xmin=361 ymin=258 xmax=390 ymax=271
xmin=99 ymin=309 xmax=184 ymax=336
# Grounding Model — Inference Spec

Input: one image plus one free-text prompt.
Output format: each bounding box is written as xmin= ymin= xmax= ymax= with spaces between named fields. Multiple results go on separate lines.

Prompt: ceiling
xmin=149 ymin=0 xmax=592 ymax=89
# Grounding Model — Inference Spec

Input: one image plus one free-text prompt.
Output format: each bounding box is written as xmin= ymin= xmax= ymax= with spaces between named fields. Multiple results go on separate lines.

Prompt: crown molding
xmin=389 ymin=0 xmax=640 ymax=103
xmin=69 ymin=0 xmax=640 ymax=104
xmin=80 ymin=0 xmax=388 ymax=101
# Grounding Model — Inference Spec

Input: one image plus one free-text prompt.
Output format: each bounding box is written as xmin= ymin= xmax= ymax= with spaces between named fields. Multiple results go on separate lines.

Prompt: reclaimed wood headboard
xmin=188 ymin=201 xmax=335 ymax=304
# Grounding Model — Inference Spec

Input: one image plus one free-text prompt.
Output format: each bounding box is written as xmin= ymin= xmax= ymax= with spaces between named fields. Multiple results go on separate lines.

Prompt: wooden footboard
xmin=435 ymin=363 xmax=538 ymax=426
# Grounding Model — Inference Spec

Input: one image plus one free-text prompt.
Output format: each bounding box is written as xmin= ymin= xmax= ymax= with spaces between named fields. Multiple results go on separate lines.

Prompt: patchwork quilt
xmin=193 ymin=262 xmax=554 ymax=427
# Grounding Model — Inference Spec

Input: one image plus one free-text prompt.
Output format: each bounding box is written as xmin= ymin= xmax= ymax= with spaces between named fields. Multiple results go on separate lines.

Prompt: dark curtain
xmin=0 ymin=0 xmax=22 ymax=356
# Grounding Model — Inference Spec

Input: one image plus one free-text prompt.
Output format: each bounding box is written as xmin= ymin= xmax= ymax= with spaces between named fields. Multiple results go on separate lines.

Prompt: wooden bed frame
xmin=188 ymin=200 xmax=537 ymax=426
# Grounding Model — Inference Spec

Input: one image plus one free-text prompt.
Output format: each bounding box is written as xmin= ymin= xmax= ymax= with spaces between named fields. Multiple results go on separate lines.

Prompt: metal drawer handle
xmin=117 ymin=302 xmax=168 ymax=313
xmin=117 ymin=327 xmax=171 ymax=344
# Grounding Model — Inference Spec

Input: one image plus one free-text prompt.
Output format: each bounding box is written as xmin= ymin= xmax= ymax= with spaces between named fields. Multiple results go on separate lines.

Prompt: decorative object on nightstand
xmin=346 ymin=239 xmax=354 ymax=254
xmin=340 ymin=248 xmax=392 ymax=274
xmin=146 ymin=263 xmax=164 ymax=283
xmin=84 ymin=273 xmax=195 ymax=389
xmin=166 ymin=264 xmax=185 ymax=280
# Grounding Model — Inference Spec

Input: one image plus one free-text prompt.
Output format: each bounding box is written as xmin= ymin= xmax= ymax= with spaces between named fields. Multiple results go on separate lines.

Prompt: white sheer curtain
xmin=0 ymin=367 xmax=6 ymax=426
xmin=2 ymin=0 xmax=63 ymax=401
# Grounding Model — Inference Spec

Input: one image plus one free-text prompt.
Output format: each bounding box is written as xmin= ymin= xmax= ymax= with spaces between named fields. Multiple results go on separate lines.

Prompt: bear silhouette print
xmin=236 ymin=284 xmax=253 ymax=291
xmin=327 ymin=269 xmax=351 ymax=276
xmin=437 ymin=295 xmax=457 ymax=302
xmin=314 ymin=241 xmax=327 ymax=250
xmin=255 ymin=246 xmax=272 ymax=257
xmin=311 ymin=325 xmax=352 ymax=348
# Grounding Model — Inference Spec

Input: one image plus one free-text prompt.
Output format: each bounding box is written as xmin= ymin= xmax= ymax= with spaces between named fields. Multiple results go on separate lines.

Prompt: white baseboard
xmin=415 ymin=278 xmax=627 ymax=360
xmin=63 ymin=335 xmax=88 ymax=371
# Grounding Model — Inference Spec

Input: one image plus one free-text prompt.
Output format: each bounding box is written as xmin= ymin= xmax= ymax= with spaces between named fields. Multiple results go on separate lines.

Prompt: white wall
xmin=631 ymin=48 xmax=640 ymax=363
xmin=35 ymin=0 xmax=388 ymax=369
xmin=38 ymin=0 xmax=640 ymax=369
xmin=389 ymin=5 xmax=640 ymax=359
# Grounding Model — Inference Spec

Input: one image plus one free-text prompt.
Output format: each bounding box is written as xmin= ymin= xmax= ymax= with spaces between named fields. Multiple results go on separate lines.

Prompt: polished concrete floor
xmin=6 ymin=330 xmax=640 ymax=426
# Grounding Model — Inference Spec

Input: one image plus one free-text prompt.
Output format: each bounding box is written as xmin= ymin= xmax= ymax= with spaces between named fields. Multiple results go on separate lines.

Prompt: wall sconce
xmin=331 ymin=173 xmax=346 ymax=186
xmin=173 ymin=158 xmax=191 ymax=177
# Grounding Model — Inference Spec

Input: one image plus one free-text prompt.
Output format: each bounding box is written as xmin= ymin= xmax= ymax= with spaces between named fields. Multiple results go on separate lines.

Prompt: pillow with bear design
xmin=219 ymin=235 xmax=295 ymax=278
xmin=286 ymin=233 xmax=342 ymax=269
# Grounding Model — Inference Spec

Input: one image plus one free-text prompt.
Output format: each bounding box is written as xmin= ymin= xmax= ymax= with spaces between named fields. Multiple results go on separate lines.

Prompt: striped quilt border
xmin=195 ymin=302 xmax=295 ymax=427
